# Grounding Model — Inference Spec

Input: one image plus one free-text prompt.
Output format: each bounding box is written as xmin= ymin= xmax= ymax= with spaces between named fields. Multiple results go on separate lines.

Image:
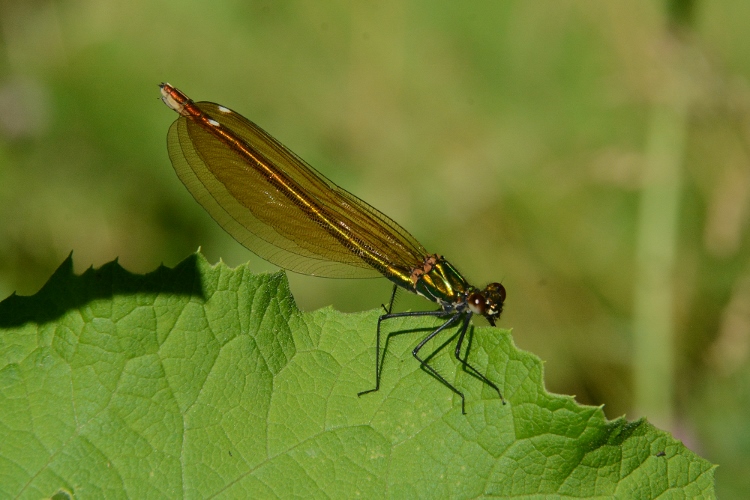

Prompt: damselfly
xmin=160 ymin=83 xmax=506 ymax=413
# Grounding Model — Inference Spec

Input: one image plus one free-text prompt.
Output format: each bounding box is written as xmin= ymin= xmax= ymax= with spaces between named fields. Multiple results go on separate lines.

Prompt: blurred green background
xmin=0 ymin=0 xmax=747 ymax=495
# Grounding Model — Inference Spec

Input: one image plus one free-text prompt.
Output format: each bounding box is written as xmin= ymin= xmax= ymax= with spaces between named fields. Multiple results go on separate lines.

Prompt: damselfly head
xmin=467 ymin=282 xmax=506 ymax=326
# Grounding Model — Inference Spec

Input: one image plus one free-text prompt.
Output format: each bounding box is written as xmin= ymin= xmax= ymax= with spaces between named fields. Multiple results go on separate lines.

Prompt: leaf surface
xmin=0 ymin=253 xmax=716 ymax=498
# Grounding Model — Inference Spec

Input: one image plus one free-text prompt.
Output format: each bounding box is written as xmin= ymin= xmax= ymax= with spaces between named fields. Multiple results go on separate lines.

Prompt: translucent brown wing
xmin=166 ymin=101 xmax=428 ymax=279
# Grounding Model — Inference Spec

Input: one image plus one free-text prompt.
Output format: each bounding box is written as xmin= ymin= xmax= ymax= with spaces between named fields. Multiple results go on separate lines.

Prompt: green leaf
xmin=0 ymin=253 xmax=715 ymax=499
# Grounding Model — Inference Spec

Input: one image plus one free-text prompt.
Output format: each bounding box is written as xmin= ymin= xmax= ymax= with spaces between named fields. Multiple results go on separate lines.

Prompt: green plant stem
xmin=632 ymin=42 xmax=689 ymax=430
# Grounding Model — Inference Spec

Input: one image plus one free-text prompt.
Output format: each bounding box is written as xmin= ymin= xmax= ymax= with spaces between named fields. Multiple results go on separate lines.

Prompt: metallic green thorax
xmin=414 ymin=259 xmax=470 ymax=309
